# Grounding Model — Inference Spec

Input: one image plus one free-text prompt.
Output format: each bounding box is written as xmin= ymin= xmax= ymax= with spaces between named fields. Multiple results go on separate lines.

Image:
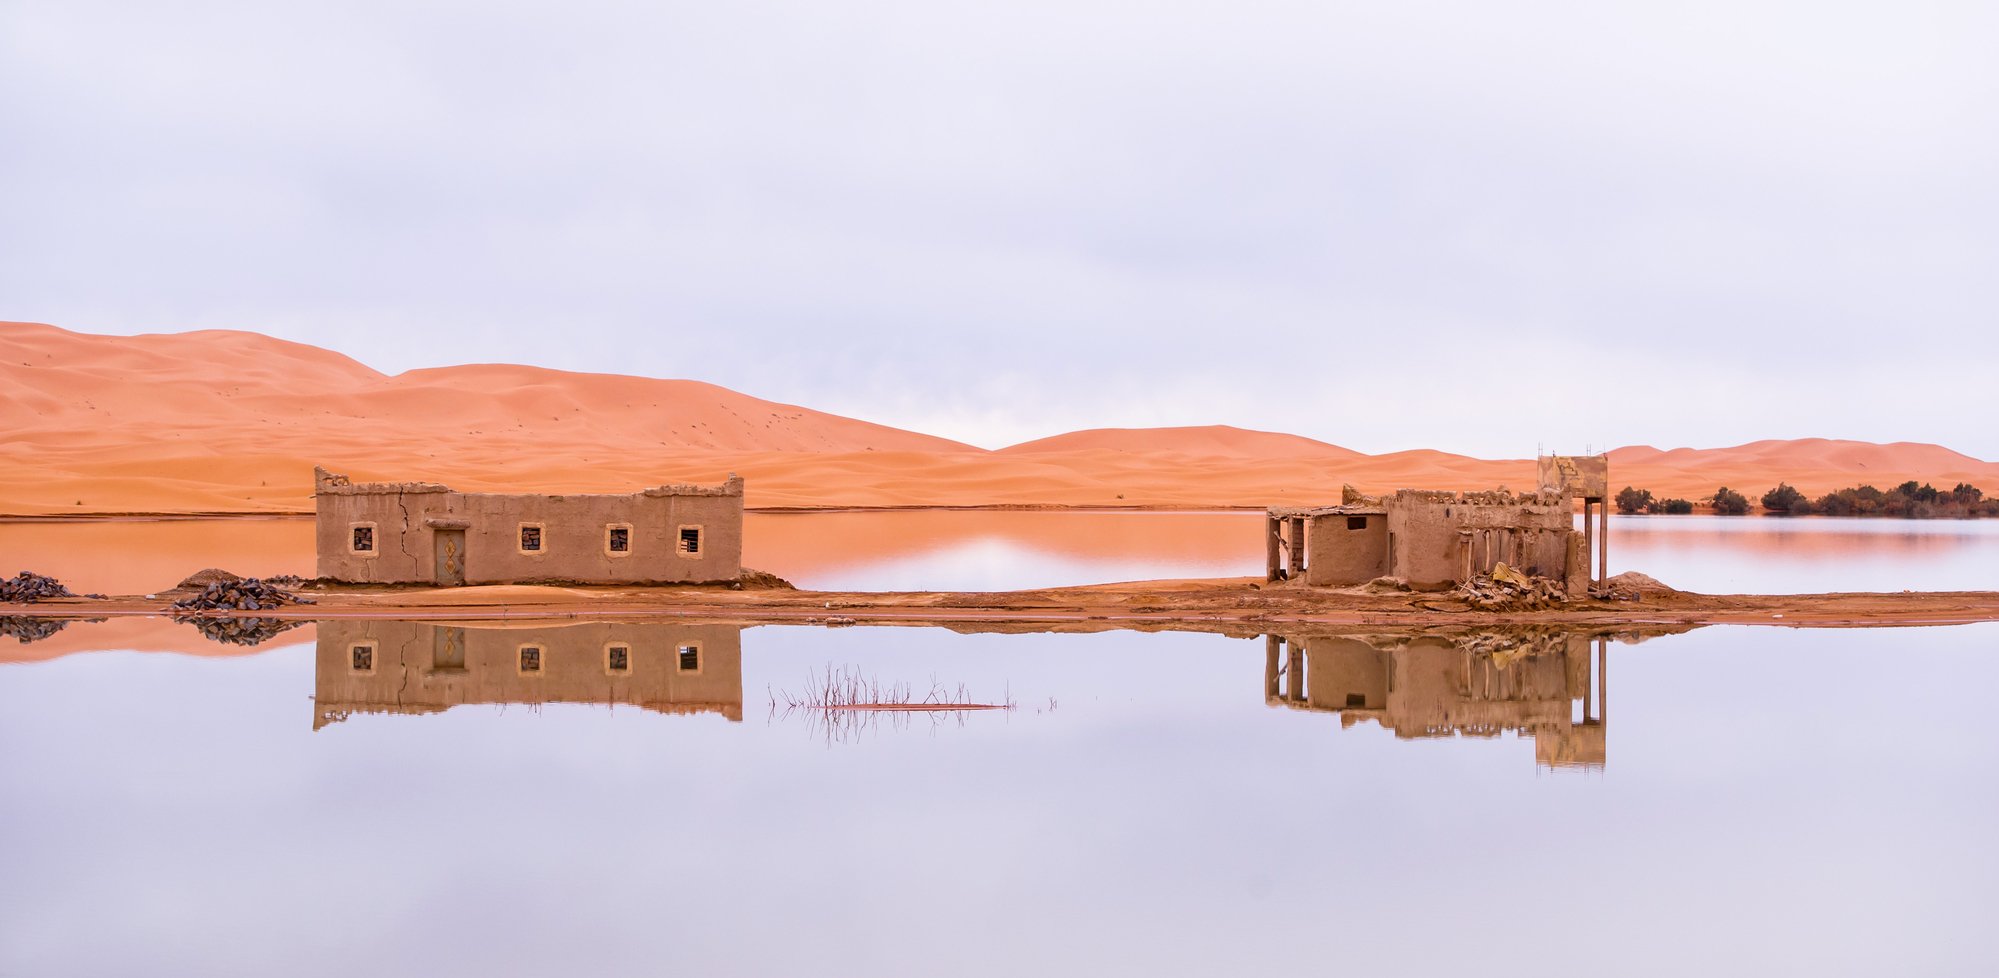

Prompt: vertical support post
xmin=1264 ymin=634 xmax=1281 ymax=701
xmin=1288 ymin=516 xmax=1307 ymax=580
xmin=1266 ymin=514 xmax=1283 ymax=582
xmin=1597 ymin=636 xmax=1608 ymax=724
xmin=1598 ymin=496 xmax=1609 ymax=586
xmin=1582 ymin=637 xmax=1595 ymax=722
xmin=1286 ymin=638 xmax=1306 ymax=703
xmin=1582 ymin=499 xmax=1596 ymax=587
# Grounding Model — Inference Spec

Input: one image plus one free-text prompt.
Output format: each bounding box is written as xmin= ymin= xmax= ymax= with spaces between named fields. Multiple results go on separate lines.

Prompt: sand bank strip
xmin=9 ymin=579 xmax=1997 ymax=630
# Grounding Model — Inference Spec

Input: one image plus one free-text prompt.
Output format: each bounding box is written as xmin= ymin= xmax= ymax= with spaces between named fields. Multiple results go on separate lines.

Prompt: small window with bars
xmin=606 ymin=644 xmax=630 ymax=674
xmin=677 ymin=526 xmax=702 ymax=557
xmin=677 ymin=643 xmax=700 ymax=672
xmin=350 ymin=644 xmax=375 ymax=673
xmin=519 ymin=646 xmax=543 ymax=673
xmin=519 ymin=524 xmax=543 ymax=553
xmin=607 ymin=526 xmax=630 ymax=553
xmin=351 ymin=525 xmax=375 ymax=552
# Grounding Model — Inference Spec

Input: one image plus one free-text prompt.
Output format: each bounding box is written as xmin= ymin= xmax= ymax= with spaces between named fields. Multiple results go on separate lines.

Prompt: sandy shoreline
xmin=11 ymin=579 xmax=1996 ymax=630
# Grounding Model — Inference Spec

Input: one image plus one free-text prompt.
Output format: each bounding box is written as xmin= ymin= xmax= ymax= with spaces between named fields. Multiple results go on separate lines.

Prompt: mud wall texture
xmin=1304 ymin=515 xmax=1389 ymax=587
xmin=1381 ymin=489 xmax=1573 ymax=590
xmin=313 ymin=468 xmax=743 ymax=585
xmin=313 ymin=620 xmax=744 ymax=728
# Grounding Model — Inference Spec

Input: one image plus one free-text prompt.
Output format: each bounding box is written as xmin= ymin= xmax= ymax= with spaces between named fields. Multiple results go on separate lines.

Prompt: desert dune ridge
xmin=4 ymin=320 xmax=1995 ymax=515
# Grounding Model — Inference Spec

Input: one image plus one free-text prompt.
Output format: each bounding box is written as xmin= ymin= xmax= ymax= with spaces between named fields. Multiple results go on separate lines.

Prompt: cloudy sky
xmin=3 ymin=1 xmax=1994 ymax=457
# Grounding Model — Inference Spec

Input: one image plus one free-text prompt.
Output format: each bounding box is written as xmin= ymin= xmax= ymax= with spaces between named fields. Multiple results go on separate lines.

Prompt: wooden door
xmin=434 ymin=529 xmax=466 ymax=587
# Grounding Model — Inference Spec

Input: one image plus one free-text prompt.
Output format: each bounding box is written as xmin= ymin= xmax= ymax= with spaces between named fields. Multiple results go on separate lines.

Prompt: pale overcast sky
xmin=3 ymin=1 xmax=1994 ymax=458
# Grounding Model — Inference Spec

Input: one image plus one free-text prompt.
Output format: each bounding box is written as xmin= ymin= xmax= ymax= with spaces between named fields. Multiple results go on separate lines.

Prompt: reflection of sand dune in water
xmin=0 ymin=617 xmax=316 ymax=664
xmin=5 ymin=320 xmax=1997 ymax=514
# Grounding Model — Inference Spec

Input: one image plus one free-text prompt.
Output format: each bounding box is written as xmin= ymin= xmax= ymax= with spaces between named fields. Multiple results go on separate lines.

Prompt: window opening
xmin=520 ymin=525 xmax=542 ymax=552
xmin=678 ymin=527 xmax=701 ymax=556
xmin=520 ymin=646 xmax=542 ymax=673
xmin=351 ymin=645 xmax=373 ymax=671
xmin=608 ymin=527 xmax=629 ymax=552
xmin=1347 ymin=516 xmax=1368 ymax=530
xmin=352 ymin=526 xmax=374 ymax=552
xmin=607 ymin=645 xmax=630 ymax=673
xmin=1345 ymin=693 xmax=1366 ymax=708
xmin=678 ymin=644 xmax=699 ymax=672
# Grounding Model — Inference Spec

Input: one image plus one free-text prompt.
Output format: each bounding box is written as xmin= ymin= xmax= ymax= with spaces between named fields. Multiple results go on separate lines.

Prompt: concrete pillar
xmin=1287 ymin=516 xmax=1307 ymax=579
xmin=1266 ymin=514 xmax=1283 ymax=582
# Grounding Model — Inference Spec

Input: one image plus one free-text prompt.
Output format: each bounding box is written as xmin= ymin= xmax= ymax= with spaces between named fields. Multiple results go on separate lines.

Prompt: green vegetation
xmin=1711 ymin=487 xmax=1751 ymax=515
xmin=1598 ymin=481 xmax=1990 ymax=518
xmin=1808 ymin=481 xmax=1995 ymax=518
xmin=1614 ymin=486 xmax=1652 ymax=515
xmin=1616 ymin=486 xmax=1696 ymax=514
xmin=1761 ymin=483 xmax=1810 ymax=515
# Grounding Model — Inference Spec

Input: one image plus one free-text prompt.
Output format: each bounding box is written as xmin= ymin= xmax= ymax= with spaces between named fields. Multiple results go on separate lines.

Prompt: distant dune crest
xmin=2 ymin=321 xmax=1993 ymax=514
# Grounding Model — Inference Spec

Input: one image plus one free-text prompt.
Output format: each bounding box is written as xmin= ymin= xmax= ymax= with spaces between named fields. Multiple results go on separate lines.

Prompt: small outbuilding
xmin=314 ymin=466 xmax=743 ymax=586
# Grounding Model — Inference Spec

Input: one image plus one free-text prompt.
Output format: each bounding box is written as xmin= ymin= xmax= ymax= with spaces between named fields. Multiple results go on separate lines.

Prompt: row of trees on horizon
xmin=1613 ymin=482 xmax=1997 ymax=518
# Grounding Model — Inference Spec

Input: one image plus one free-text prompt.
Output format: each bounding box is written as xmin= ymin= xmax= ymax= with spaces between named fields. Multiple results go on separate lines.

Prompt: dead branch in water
xmin=767 ymin=664 xmax=1016 ymax=744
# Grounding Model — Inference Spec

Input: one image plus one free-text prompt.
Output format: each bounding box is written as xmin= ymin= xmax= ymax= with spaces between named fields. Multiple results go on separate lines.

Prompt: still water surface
xmin=4 ymin=511 xmax=1997 ymax=594
xmin=1 ymin=619 xmax=1993 ymax=975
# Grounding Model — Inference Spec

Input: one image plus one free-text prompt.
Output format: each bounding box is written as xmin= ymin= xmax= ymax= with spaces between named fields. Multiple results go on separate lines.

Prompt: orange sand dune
xmin=3 ymin=321 xmax=1995 ymax=513
xmin=999 ymin=425 xmax=1364 ymax=459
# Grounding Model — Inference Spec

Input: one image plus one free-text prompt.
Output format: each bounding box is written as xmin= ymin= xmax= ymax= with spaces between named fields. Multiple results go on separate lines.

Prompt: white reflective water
xmin=1 ymin=621 xmax=1994 ymax=976
xmin=1608 ymin=515 xmax=1999 ymax=594
xmin=4 ymin=510 xmax=1997 ymax=595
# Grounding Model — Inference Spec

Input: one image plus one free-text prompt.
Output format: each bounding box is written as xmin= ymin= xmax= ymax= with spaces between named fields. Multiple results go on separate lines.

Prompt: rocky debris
xmin=1456 ymin=563 xmax=1569 ymax=611
xmin=1365 ymin=576 xmax=1413 ymax=593
xmin=738 ymin=568 xmax=796 ymax=590
xmin=177 ymin=568 xmax=241 ymax=589
xmin=171 ymin=577 xmax=317 ymax=612
xmin=1 ymin=572 xmax=75 ymax=604
xmin=175 ymin=616 xmax=306 ymax=647
xmin=1 ymin=616 xmax=71 ymax=643
xmin=1589 ymin=571 xmax=1672 ymax=602
xmin=176 ymin=569 xmax=310 ymax=590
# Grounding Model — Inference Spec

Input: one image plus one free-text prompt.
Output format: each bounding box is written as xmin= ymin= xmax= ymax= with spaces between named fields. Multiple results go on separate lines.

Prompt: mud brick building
xmin=313 ymin=466 xmax=743 ymax=586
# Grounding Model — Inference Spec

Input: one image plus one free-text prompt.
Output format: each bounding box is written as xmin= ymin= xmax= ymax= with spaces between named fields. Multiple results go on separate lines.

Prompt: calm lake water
xmin=0 ymin=619 xmax=1993 ymax=975
xmin=4 ymin=511 xmax=1996 ymax=594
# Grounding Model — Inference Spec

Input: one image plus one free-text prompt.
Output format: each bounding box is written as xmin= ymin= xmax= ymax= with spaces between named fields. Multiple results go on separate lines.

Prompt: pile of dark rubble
xmin=1456 ymin=563 xmax=1569 ymax=611
xmin=1 ymin=572 xmax=79 ymax=604
xmin=1 ymin=615 xmax=72 ymax=644
xmin=171 ymin=577 xmax=317 ymax=613
xmin=176 ymin=616 xmax=306 ymax=647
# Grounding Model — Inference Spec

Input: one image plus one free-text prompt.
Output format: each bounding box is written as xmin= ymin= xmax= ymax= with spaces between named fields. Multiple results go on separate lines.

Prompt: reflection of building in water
xmin=1264 ymin=629 xmax=1609 ymax=768
xmin=314 ymin=620 xmax=743 ymax=729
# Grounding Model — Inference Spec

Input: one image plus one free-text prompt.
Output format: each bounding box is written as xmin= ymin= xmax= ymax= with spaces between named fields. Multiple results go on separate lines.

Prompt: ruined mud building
xmin=313 ymin=467 xmax=744 ymax=586
xmin=1264 ymin=454 xmax=1611 ymax=593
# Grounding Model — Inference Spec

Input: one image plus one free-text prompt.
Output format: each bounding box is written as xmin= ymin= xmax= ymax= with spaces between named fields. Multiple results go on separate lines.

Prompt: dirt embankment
xmin=10 ymin=577 xmax=1997 ymax=632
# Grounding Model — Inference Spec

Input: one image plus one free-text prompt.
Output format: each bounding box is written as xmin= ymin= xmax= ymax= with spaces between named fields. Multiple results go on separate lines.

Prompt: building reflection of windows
xmin=315 ymin=621 xmax=743 ymax=729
